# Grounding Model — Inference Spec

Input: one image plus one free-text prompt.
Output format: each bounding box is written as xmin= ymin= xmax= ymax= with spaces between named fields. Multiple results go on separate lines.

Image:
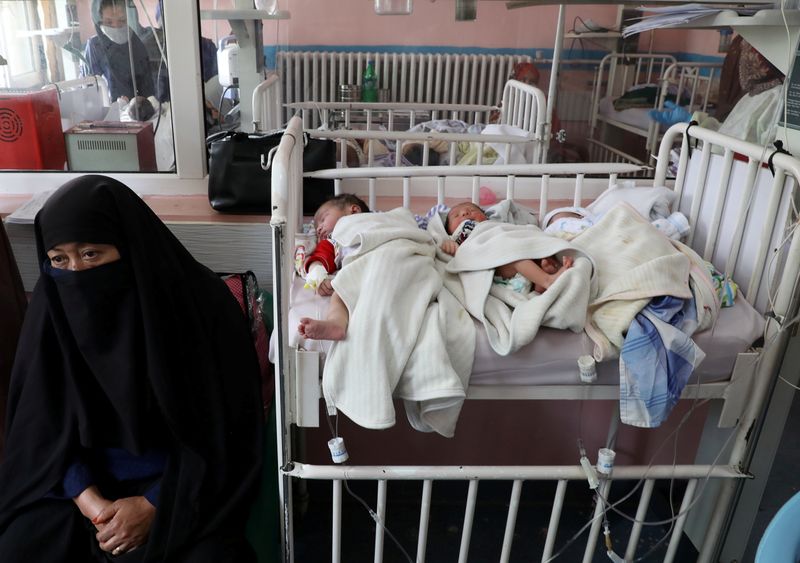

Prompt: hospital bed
xmin=588 ymin=53 xmax=722 ymax=172
xmin=268 ymin=115 xmax=800 ymax=562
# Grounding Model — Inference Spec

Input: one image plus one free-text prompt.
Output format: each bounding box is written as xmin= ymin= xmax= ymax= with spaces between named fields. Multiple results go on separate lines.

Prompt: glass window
xmin=0 ymin=0 xmax=176 ymax=173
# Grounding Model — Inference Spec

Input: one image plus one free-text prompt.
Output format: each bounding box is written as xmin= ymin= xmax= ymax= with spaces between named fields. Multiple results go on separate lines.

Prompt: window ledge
xmin=1 ymin=194 xmax=267 ymax=223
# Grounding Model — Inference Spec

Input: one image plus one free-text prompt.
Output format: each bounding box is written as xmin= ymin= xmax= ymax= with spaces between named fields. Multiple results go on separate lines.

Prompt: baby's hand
xmin=317 ymin=279 xmax=334 ymax=296
xmin=441 ymin=240 xmax=458 ymax=256
xmin=304 ymin=263 xmax=327 ymax=291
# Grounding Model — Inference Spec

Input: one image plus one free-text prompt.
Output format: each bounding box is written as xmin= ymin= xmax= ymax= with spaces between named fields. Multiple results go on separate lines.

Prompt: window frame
xmin=0 ymin=0 xmax=207 ymax=196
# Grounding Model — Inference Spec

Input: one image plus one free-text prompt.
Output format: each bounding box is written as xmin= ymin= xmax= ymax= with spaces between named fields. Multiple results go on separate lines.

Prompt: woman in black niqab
xmin=0 ymin=175 xmax=263 ymax=562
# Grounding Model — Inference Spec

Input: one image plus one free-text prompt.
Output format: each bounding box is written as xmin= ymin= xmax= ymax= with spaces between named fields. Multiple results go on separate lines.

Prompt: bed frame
xmin=588 ymin=53 xmax=722 ymax=172
xmin=282 ymin=79 xmax=548 ymax=166
xmin=269 ymin=116 xmax=800 ymax=562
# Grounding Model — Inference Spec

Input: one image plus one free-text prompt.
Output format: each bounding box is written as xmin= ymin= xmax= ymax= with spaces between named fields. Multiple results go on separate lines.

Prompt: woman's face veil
xmin=35 ymin=176 xmax=154 ymax=452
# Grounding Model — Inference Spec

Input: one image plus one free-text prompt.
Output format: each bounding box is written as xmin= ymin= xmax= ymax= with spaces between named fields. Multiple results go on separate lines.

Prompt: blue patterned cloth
xmin=619 ymin=295 xmax=705 ymax=428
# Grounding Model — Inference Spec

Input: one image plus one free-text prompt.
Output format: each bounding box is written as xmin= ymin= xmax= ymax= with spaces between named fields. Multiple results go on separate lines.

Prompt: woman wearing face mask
xmin=82 ymin=0 xmax=155 ymax=102
xmin=0 ymin=175 xmax=263 ymax=561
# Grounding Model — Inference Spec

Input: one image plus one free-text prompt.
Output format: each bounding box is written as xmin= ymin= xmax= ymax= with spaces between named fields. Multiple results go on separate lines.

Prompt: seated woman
xmin=0 ymin=175 xmax=263 ymax=562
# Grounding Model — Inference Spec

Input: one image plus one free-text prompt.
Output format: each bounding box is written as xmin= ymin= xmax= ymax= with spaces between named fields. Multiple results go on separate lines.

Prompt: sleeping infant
xmin=542 ymin=206 xmax=596 ymax=237
xmin=442 ymin=202 xmax=573 ymax=294
xmin=543 ymin=183 xmax=691 ymax=241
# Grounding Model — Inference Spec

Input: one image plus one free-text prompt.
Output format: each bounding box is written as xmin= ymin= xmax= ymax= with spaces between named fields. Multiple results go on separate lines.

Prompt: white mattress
xmin=598 ymin=96 xmax=654 ymax=131
xmin=271 ymin=275 xmax=765 ymax=387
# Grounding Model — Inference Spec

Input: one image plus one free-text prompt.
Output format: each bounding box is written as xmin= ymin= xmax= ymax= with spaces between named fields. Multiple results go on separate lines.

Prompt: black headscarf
xmin=0 ymin=176 xmax=263 ymax=560
xmin=0 ymin=222 xmax=26 ymax=457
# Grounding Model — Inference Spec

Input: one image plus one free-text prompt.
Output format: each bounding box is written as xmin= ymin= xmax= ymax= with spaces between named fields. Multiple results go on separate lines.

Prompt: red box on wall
xmin=0 ymin=88 xmax=67 ymax=170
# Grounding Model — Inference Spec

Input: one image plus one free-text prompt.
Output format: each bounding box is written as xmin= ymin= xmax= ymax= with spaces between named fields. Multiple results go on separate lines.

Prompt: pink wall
xmin=263 ymin=1 xmax=619 ymax=50
xmin=650 ymin=28 xmax=720 ymax=56
xmin=196 ymin=0 xmax=717 ymax=56
xmin=78 ymin=1 xmax=719 ymax=58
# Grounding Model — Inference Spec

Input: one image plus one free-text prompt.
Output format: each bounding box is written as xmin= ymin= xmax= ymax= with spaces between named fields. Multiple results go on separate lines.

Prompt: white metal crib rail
xmin=284 ymin=464 xmax=744 ymax=563
xmin=644 ymin=62 xmax=722 ymax=161
xmin=289 ymin=79 xmax=548 ymax=165
xmin=287 ymin=100 xmax=499 ymax=130
xmin=252 ymin=73 xmax=283 ymax=133
xmin=276 ymin=51 xmax=533 ymax=127
xmin=589 ymin=54 xmax=722 ymax=170
xmin=655 ymin=122 xmax=800 ymax=315
xmin=655 ymin=122 xmax=800 ymax=562
xmin=306 ymin=161 xmax=642 ymax=218
xmin=589 ymin=53 xmax=678 ymax=135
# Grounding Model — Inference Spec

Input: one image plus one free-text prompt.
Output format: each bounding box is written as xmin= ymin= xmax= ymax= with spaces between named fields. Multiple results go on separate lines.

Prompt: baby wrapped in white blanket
xmin=543 ymin=183 xmax=691 ymax=242
xmin=429 ymin=203 xmax=595 ymax=356
xmin=322 ymin=208 xmax=475 ymax=438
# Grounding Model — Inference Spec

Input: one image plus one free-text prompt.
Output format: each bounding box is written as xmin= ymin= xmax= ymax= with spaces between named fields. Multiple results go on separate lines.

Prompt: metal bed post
xmin=543 ymin=4 xmax=565 ymax=165
xmin=499 ymin=480 xmax=523 ymax=563
xmin=270 ymin=220 xmax=295 ymax=563
xmin=270 ymin=117 xmax=305 ymax=563
xmin=541 ymin=480 xmax=568 ymax=562
xmin=417 ymin=480 xmax=433 ymax=562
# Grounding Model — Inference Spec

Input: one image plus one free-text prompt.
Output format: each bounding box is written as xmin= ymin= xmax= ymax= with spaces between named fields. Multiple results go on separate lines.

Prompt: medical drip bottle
xmin=362 ymin=59 xmax=378 ymax=102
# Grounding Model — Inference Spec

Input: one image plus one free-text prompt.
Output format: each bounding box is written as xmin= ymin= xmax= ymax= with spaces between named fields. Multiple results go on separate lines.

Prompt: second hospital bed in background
xmin=588 ymin=53 xmax=722 ymax=170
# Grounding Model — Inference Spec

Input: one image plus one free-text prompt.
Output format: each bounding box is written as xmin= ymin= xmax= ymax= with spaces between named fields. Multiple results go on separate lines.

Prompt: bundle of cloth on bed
xmin=290 ymin=185 xmax=734 ymax=437
xmin=337 ymin=119 xmax=535 ymax=167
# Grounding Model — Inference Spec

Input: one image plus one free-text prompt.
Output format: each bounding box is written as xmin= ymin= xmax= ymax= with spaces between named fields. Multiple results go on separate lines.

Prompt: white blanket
xmin=429 ymin=217 xmax=594 ymax=356
xmin=571 ymin=203 xmax=718 ymax=361
xmin=323 ymin=208 xmax=475 ymax=438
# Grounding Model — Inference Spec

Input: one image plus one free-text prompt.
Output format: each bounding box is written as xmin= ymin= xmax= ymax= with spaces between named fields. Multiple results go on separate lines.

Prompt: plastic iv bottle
xmin=362 ymin=60 xmax=378 ymax=102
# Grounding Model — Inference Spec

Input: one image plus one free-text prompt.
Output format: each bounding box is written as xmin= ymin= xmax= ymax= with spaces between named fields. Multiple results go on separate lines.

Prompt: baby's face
xmin=447 ymin=203 xmax=487 ymax=233
xmin=315 ymin=202 xmax=356 ymax=239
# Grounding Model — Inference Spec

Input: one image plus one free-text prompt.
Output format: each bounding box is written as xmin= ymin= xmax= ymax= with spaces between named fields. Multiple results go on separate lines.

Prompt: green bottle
xmin=362 ymin=59 xmax=378 ymax=102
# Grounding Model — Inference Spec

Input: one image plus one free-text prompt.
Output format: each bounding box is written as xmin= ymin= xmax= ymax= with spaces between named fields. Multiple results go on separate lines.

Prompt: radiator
xmin=557 ymin=89 xmax=592 ymax=123
xmin=276 ymin=50 xmax=532 ymax=125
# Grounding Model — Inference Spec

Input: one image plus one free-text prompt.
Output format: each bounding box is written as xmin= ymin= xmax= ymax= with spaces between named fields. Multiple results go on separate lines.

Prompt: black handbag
xmin=207 ymin=130 xmax=336 ymax=214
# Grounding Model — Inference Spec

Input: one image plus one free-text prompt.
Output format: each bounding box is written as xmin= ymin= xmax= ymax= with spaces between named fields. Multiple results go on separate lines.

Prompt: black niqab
xmin=0 ymin=176 xmax=263 ymax=561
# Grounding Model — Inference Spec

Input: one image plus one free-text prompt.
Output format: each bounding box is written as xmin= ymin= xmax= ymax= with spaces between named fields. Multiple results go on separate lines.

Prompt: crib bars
xmin=270 ymin=117 xmax=800 ymax=562
xmin=588 ymin=54 xmax=722 ymax=173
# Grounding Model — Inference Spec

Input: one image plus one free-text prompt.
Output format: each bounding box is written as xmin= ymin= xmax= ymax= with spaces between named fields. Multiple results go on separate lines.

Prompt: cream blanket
xmin=429 ymin=217 xmax=594 ymax=356
xmin=324 ymin=208 xmax=475 ymax=438
xmin=571 ymin=203 xmax=719 ymax=361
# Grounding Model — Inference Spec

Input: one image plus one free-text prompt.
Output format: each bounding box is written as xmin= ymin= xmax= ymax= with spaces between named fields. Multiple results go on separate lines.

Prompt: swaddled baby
xmin=543 ymin=183 xmax=691 ymax=241
xmin=542 ymin=206 xmax=596 ymax=237
xmin=443 ymin=202 xmax=572 ymax=294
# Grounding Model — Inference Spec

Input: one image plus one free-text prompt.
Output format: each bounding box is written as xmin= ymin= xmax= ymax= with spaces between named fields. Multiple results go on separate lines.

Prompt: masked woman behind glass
xmin=0 ymin=176 xmax=263 ymax=562
xmin=83 ymin=0 xmax=155 ymax=102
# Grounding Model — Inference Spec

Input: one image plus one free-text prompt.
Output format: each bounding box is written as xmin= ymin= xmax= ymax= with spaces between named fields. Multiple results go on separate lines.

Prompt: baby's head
xmin=446 ymin=202 xmax=487 ymax=234
xmin=314 ymin=194 xmax=369 ymax=239
xmin=550 ymin=211 xmax=583 ymax=223
xmin=542 ymin=206 xmax=591 ymax=230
